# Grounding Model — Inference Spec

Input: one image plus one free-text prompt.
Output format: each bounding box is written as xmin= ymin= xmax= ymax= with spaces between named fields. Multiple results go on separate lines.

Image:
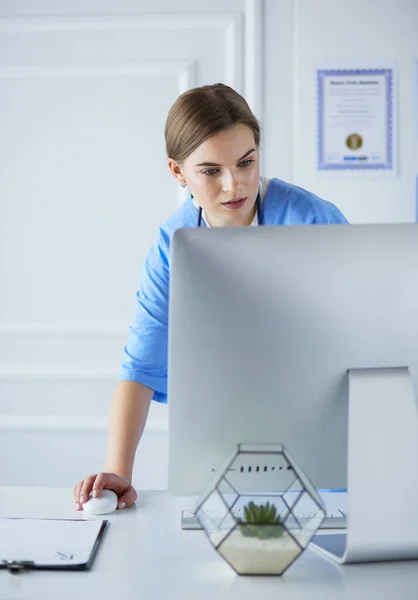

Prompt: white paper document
xmin=0 ymin=518 xmax=106 ymax=567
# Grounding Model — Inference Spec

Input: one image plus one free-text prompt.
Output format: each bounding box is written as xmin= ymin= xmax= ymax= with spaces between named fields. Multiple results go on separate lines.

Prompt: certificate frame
xmin=416 ymin=176 xmax=418 ymax=224
xmin=317 ymin=68 xmax=394 ymax=171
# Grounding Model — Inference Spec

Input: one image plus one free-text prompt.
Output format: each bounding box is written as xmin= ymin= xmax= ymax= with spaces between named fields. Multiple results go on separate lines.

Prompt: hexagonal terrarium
xmin=194 ymin=443 xmax=326 ymax=575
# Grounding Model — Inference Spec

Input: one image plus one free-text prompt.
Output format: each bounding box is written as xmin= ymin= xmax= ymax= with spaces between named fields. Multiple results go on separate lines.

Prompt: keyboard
xmin=181 ymin=509 xmax=346 ymax=530
xmin=181 ymin=491 xmax=348 ymax=530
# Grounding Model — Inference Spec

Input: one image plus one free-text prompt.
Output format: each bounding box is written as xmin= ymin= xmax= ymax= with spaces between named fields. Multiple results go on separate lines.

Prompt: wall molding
xmin=245 ymin=0 xmax=264 ymax=133
xmin=0 ymin=11 xmax=246 ymax=93
xmin=0 ymin=12 xmax=243 ymax=91
xmin=177 ymin=61 xmax=198 ymax=207
xmin=0 ymin=413 xmax=168 ymax=433
xmin=0 ymin=321 xmax=127 ymax=334
xmin=0 ymin=9 xmax=255 ymax=198
xmin=0 ymin=366 xmax=117 ymax=380
xmin=224 ymin=12 xmax=244 ymax=93
xmin=0 ymin=60 xmax=194 ymax=79
xmin=178 ymin=61 xmax=197 ymax=95
xmin=0 ymin=13 xmax=243 ymax=32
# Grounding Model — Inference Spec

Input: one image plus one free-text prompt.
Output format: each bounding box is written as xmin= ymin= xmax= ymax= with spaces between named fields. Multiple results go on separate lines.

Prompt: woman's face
xmin=169 ymin=124 xmax=260 ymax=227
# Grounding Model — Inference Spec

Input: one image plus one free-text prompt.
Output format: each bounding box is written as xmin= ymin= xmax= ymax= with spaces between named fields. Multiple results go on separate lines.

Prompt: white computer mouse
xmin=82 ymin=489 xmax=118 ymax=515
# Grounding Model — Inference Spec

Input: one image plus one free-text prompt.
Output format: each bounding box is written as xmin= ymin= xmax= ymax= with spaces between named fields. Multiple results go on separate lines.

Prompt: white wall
xmin=0 ymin=0 xmax=252 ymax=492
xmin=1 ymin=0 xmax=417 ymax=492
xmin=263 ymin=0 xmax=418 ymax=224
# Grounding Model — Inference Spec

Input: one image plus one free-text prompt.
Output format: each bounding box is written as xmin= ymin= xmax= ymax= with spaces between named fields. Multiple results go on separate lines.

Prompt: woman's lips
xmin=222 ymin=197 xmax=247 ymax=210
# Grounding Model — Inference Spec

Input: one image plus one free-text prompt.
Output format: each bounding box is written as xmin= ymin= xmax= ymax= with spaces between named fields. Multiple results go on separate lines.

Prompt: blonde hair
xmin=165 ymin=83 xmax=261 ymax=162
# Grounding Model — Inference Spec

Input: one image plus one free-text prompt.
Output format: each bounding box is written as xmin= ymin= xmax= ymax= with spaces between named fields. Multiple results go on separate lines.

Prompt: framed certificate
xmin=317 ymin=68 xmax=394 ymax=171
xmin=416 ymin=176 xmax=418 ymax=223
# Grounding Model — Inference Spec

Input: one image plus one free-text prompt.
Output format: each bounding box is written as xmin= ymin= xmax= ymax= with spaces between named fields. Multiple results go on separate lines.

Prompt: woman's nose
xmin=221 ymin=171 xmax=239 ymax=193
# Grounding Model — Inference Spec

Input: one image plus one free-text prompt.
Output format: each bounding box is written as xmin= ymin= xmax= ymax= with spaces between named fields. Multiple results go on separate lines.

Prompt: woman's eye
xmin=202 ymin=160 xmax=254 ymax=176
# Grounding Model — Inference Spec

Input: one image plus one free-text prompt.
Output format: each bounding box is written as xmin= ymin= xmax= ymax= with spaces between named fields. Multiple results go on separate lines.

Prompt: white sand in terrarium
xmin=212 ymin=530 xmax=306 ymax=575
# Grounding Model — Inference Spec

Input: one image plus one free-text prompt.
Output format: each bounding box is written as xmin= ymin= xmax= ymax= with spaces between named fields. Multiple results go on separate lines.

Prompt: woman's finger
xmin=117 ymin=485 xmax=137 ymax=510
xmin=74 ymin=481 xmax=84 ymax=509
xmin=79 ymin=474 xmax=97 ymax=506
xmin=91 ymin=472 xmax=111 ymax=499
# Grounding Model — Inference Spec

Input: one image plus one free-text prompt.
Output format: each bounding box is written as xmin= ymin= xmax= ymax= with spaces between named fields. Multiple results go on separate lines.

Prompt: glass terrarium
xmin=194 ymin=443 xmax=326 ymax=575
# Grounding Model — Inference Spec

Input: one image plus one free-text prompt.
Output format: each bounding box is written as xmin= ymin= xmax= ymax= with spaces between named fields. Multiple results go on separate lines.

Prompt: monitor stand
xmin=312 ymin=367 xmax=418 ymax=563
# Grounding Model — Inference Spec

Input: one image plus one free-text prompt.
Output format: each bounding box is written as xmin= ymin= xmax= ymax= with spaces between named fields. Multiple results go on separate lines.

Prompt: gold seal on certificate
xmin=346 ymin=134 xmax=363 ymax=150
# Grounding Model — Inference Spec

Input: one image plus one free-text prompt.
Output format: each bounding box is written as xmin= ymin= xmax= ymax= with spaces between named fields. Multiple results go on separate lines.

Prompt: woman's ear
xmin=167 ymin=159 xmax=184 ymax=184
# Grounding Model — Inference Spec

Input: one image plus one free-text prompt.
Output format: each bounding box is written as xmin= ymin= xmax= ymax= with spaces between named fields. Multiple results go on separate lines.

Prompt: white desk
xmin=0 ymin=487 xmax=417 ymax=600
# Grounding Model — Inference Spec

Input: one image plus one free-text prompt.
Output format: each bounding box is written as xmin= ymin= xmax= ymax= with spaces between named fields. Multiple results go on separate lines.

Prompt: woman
xmin=73 ymin=83 xmax=348 ymax=511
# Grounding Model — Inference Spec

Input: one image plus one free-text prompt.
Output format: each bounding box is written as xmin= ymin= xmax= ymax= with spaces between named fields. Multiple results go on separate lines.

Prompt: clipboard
xmin=0 ymin=517 xmax=108 ymax=573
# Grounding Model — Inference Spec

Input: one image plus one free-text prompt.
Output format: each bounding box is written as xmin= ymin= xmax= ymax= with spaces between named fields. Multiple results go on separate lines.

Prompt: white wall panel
xmin=0 ymin=419 xmax=168 ymax=490
xmin=0 ymin=62 xmax=195 ymax=322
xmin=293 ymin=0 xmax=418 ymax=224
xmin=0 ymin=1 xmax=255 ymax=490
xmin=0 ymin=322 xmax=126 ymax=367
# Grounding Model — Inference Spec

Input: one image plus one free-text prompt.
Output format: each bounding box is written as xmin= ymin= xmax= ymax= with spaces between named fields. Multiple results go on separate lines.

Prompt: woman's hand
xmin=73 ymin=472 xmax=137 ymax=511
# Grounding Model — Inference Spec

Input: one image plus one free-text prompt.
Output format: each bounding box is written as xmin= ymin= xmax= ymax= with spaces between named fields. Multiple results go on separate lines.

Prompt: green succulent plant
xmin=238 ymin=501 xmax=285 ymax=540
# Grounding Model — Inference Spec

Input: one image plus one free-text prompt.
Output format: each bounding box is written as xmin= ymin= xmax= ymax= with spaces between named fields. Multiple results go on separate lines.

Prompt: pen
xmin=1 ymin=560 xmax=35 ymax=574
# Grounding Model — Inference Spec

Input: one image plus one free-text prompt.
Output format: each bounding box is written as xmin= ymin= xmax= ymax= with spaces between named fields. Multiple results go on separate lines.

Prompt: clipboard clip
xmin=1 ymin=560 xmax=35 ymax=574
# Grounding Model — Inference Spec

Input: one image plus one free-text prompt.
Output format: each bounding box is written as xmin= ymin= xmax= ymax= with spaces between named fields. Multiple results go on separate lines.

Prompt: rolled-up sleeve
xmin=118 ymin=230 xmax=170 ymax=403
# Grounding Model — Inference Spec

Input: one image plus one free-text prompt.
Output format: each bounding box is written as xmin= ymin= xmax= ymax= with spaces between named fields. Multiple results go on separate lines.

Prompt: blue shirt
xmin=119 ymin=178 xmax=348 ymax=403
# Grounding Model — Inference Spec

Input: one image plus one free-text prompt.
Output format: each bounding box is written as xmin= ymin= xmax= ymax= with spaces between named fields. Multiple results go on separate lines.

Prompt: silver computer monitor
xmin=167 ymin=223 xmax=418 ymax=496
